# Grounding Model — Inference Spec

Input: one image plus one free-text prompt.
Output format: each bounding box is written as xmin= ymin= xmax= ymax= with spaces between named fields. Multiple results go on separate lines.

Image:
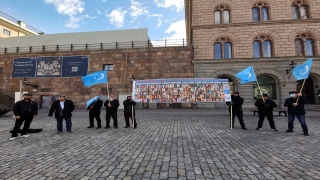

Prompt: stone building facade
xmin=185 ymin=0 xmax=320 ymax=108
xmin=0 ymin=46 xmax=193 ymax=108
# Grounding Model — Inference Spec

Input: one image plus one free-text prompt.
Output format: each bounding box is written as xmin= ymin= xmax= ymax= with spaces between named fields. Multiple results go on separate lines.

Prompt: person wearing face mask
xmin=226 ymin=92 xmax=247 ymax=130
xmin=10 ymin=93 xmax=38 ymax=140
xmin=255 ymin=94 xmax=278 ymax=131
xmin=104 ymin=94 xmax=120 ymax=129
xmin=284 ymin=91 xmax=309 ymax=136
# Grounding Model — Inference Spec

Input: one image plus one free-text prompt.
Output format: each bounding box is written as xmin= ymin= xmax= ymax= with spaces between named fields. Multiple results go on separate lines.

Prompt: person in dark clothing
xmin=317 ymin=90 xmax=320 ymax=101
xmin=284 ymin=91 xmax=309 ymax=136
xmin=49 ymin=95 xmax=75 ymax=134
xmin=226 ymin=91 xmax=247 ymax=130
xmin=87 ymin=98 xmax=103 ymax=129
xmin=104 ymin=94 xmax=120 ymax=129
xmin=123 ymin=96 xmax=137 ymax=128
xmin=255 ymin=94 xmax=278 ymax=131
xmin=10 ymin=93 xmax=38 ymax=140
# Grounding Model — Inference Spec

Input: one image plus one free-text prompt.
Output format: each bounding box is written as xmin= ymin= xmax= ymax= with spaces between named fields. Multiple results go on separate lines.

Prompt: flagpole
xmin=252 ymin=67 xmax=265 ymax=102
xmin=107 ymin=83 xmax=110 ymax=105
xmin=230 ymin=104 xmax=233 ymax=129
xmin=296 ymin=79 xmax=306 ymax=103
xmin=131 ymin=80 xmax=135 ymax=128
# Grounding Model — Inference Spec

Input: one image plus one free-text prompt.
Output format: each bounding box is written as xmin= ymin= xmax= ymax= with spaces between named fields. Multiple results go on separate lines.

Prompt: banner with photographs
xmin=12 ymin=56 xmax=89 ymax=78
xmin=132 ymin=78 xmax=231 ymax=103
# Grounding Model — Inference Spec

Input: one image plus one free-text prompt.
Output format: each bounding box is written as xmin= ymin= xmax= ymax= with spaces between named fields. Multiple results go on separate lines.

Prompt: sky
xmin=0 ymin=0 xmax=186 ymax=40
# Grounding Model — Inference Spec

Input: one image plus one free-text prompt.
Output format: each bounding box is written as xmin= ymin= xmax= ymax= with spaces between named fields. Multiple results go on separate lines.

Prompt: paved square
xmin=0 ymin=109 xmax=320 ymax=180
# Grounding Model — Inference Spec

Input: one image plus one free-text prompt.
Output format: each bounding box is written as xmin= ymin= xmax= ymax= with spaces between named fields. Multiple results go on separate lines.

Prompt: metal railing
xmin=0 ymin=91 xmax=14 ymax=110
xmin=0 ymin=39 xmax=190 ymax=54
xmin=0 ymin=11 xmax=43 ymax=34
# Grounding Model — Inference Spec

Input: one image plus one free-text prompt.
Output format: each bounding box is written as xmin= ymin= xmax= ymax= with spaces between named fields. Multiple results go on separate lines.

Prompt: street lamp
xmin=286 ymin=61 xmax=297 ymax=74
xmin=19 ymin=78 xmax=27 ymax=100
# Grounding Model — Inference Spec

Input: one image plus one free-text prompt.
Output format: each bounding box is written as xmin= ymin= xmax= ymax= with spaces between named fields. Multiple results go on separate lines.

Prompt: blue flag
xmin=82 ymin=70 xmax=108 ymax=87
xmin=235 ymin=66 xmax=257 ymax=84
xmin=85 ymin=95 xmax=100 ymax=108
xmin=292 ymin=58 xmax=313 ymax=80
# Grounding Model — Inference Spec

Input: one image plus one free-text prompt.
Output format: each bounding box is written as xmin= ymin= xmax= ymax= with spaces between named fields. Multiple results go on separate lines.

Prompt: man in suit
xmin=104 ymin=94 xmax=119 ymax=129
xmin=87 ymin=97 xmax=103 ymax=129
xmin=123 ymin=96 xmax=137 ymax=128
xmin=284 ymin=91 xmax=309 ymax=136
xmin=226 ymin=91 xmax=247 ymax=130
xmin=49 ymin=94 xmax=75 ymax=134
xmin=255 ymin=93 xmax=278 ymax=131
xmin=10 ymin=93 xmax=38 ymax=141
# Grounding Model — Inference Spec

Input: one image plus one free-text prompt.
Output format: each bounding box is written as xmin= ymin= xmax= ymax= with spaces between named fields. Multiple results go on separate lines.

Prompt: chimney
xmin=17 ymin=21 xmax=26 ymax=28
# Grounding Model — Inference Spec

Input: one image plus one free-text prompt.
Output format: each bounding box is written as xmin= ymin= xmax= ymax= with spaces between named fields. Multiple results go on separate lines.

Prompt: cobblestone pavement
xmin=0 ymin=109 xmax=320 ymax=180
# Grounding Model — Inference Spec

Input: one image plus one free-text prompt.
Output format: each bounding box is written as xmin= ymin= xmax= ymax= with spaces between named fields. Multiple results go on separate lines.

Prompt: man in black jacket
xmin=123 ymin=96 xmax=137 ymax=128
xmin=104 ymin=94 xmax=119 ymax=129
xmin=255 ymin=94 xmax=278 ymax=131
xmin=226 ymin=92 xmax=247 ymax=130
xmin=10 ymin=93 xmax=38 ymax=140
xmin=87 ymin=98 xmax=103 ymax=129
xmin=49 ymin=95 xmax=75 ymax=134
xmin=284 ymin=91 xmax=309 ymax=136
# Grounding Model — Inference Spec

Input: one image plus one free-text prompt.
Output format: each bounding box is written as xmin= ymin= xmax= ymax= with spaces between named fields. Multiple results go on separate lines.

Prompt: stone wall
xmin=0 ymin=46 xmax=193 ymax=108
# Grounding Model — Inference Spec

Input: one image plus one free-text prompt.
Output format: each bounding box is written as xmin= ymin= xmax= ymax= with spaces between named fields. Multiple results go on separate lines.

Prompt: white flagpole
xmin=252 ymin=67 xmax=265 ymax=102
xmin=230 ymin=104 xmax=233 ymax=129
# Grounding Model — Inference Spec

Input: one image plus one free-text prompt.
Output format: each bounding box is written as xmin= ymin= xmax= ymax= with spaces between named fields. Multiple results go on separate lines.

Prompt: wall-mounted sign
xmin=12 ymin=56 xmax=89 ymax=78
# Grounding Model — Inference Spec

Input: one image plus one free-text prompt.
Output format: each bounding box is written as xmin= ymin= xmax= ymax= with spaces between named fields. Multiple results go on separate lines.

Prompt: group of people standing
xmin=9 ymin=93 xmax=137 ymax=140
xmin=9 ymin=89 xmax=311 ymax=141
xmin=86 ymin=94 xmax=137 ymax=129
xmin=227 ymin=90 xmax=310 ymax=136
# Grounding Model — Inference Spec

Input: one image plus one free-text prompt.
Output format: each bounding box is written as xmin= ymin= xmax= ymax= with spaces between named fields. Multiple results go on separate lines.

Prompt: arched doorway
xmin=297 ymin=77 xmax=315 ymax=104
xmin=218 ymin=76 xmax=235 ymax=95
xmin=254 ymin=75 xmax=277 ymax=99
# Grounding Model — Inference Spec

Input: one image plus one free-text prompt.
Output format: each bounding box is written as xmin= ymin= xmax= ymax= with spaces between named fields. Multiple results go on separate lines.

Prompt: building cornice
xmin=191 ymin=56 xmax=320 ymax=64
xmin=191 ymin=18 xmax=320 ymax=29
xmin=0 ymin=17 xmax=38 ymax=35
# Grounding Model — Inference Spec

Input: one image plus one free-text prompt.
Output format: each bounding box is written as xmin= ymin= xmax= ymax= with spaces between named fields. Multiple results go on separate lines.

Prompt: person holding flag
xmin=255 ymin=93 xmax=278 ymax=131
xmin=284 ymin=58 xmax=312 ymax=136
xmin=104 ymin=94 xmax=120 ymax=129
xmin=87 ymin=96 xmax=103 ymax=129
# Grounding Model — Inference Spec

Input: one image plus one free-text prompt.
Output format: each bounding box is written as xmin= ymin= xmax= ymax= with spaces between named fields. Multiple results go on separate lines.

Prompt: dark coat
xmin=226 ymin=95 xmax=244 ymax=112
xmin=123 ymin=99 xmax=136 ymax=113
xmin=13 ymin=100 xmax=38 ymax=117
xmin=284 ymin=96 xmax=307 ymax=115
xmin=104 ymin=99 xmax=119 ymax=113
xmin=255 ymin=99 xmax=277 ymax=113
xmin=87 ymin=99 xmax=103 ymax=113
xmin=49 ymin=100 xmax=75 ymax=118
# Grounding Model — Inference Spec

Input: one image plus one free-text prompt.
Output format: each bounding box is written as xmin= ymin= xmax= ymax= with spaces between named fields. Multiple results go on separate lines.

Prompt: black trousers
xmin=89 ymin=111 xmax=101 ymax=127
xmin=12 ymin=116 xmax=33 ymax=137
xmin=124 ymin=111 xmax=137 ymax=127
xmin=231 ymin=111 xmax=245 ymax=128
xmin=106 ymin=111 xmax=118 ymax=127
xmin=258 ymin=111 xmax=275 ymax=129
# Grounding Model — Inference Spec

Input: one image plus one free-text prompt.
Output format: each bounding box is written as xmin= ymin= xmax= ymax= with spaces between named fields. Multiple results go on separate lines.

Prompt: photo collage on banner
xmin=132 ymin=78 xmax=231 ymax=103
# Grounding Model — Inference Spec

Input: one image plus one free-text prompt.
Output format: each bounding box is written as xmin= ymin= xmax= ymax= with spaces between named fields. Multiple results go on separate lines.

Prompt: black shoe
xmin=304 ymin=133 xmax=310 ymax=136
xmin=286 ymin=130 xmax=293 ymax=133
xmin=256 ymin=127 xmax=261 ymax=130
xmin=87 ymin=126 xmax=94 ymax=128
xmin=96 ymin=126 xmax=101 ymax=129
xmin=105 ymin=126 xmax=110 ymax=129
xmin=242 ymin=127 xmax=247 ymax=130
xmin=115 ymin=127 xmax=118 ymax=129
xmin=124 ymin=126 xmax=130 ymax=128
xmin=272 ymin=128 xmax=278 ymax=132
xmin=134 ymin=126 xmax=137 ymax=129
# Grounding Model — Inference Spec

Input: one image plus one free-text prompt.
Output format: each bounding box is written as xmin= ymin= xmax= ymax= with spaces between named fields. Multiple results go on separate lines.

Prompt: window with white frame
xmin=103 ymin=64 xmax=113 ymax=71
xmin=2 ymin=29 xmax=11 ymax=36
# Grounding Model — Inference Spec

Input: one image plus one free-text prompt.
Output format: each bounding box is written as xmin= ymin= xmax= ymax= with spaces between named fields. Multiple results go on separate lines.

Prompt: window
xmin=292 ymin=1 xmax=309 ymax=19
xmin=252 ymin=2 xmax=270 ymax=21
xmin=214 ymin=38 xmax=232 ymax=59
xmin=295 ymin=34 xmax=315 ymax=56
xmin=214 ymin=5 xmax=231 ymax=24
xmin=2 ymin=29 xmax=11 ymax=36
xmin=253 ymin=35 xmax=273 ymax=58
xmin=103 ymin=64 xmax=113 ymax=71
